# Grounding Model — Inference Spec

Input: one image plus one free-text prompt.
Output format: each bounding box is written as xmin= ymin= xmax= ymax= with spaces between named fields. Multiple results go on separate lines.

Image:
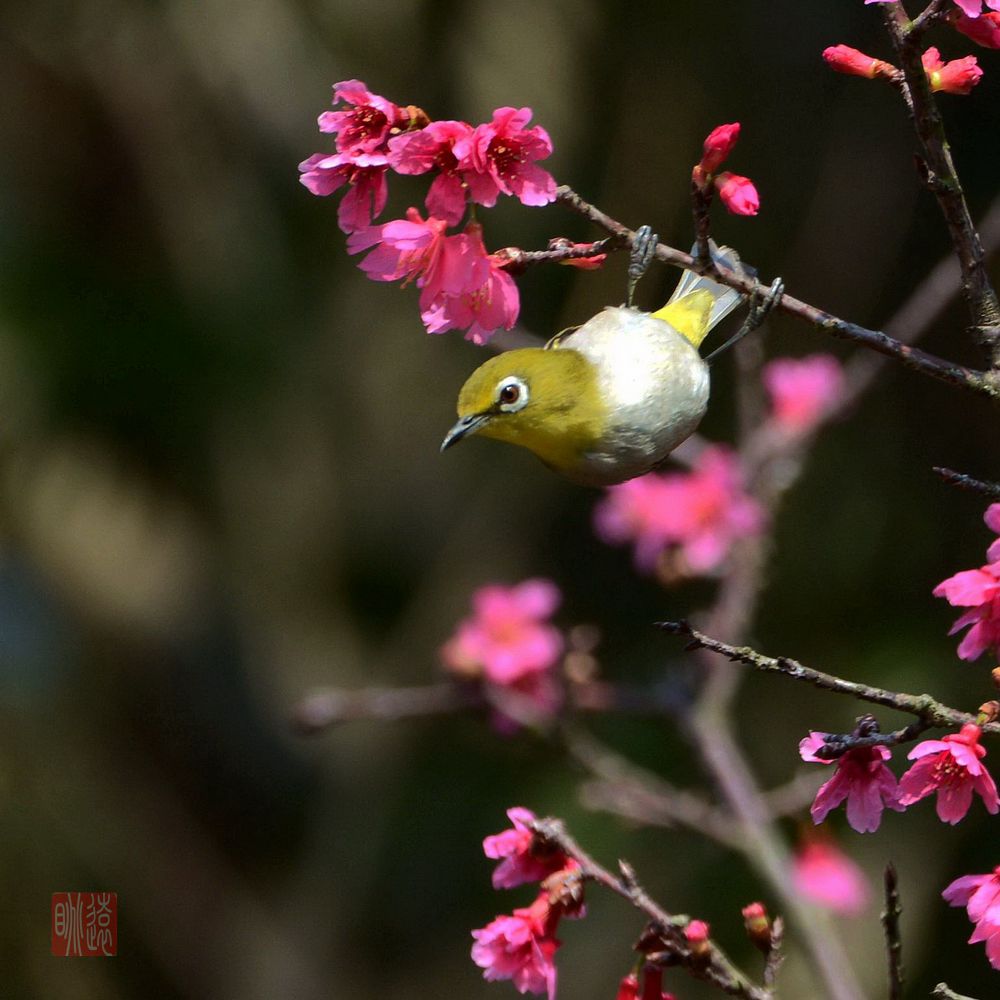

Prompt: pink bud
xmin=684 ymin=919 xmax=711 ymax=962
xmin=922 ymin=47 xmax=983 ymax=94
xmin=716 ymin=172 xmax=759 ymax=216
xmin=952 ymin=11 xmax=1000 ymax=49
xmin=823 ymin=44 xmax=897 ymax=79
xmin=698 ymin=123 xmax=740 ymax=174
xmin=616 ymin=974 xmax=640 ymax=1000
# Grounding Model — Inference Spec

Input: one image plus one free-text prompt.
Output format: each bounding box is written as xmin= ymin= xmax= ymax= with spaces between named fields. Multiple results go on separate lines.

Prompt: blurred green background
xmin=2 ymin=1 xmax=1000 ymax=997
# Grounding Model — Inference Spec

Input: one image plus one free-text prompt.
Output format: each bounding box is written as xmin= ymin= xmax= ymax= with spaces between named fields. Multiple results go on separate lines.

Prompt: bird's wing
xmin=544 ymin=325 xmax=581 ymax=350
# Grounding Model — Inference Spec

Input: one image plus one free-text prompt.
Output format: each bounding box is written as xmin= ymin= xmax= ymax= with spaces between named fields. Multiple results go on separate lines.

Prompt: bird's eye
xmin=499 ymin=384 xmax=520 ymax=405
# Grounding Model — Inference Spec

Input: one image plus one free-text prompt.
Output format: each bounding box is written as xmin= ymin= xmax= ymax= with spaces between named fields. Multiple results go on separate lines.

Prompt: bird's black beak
xmin=440 ymin=413 xmax=491 ymax=452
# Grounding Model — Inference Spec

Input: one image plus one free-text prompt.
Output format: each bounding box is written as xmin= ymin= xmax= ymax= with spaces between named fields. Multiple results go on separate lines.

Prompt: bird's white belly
xmin=556 ymin=306 xmax=710 ymax=485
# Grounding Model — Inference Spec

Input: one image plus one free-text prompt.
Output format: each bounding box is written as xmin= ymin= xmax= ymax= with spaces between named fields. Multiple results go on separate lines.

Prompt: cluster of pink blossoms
xmin=301 ymin=81 xmax=559 ymax=342
xmin=440 ymin=579 xmax=563 ymax=727
xmin=691 ymin=124 xmax=759 ymax=217
xmin=934 ymin=504 xmax=1000 ymax=661
xmin=762 ymin=354 xmax=844 ymax=434
xmin=800 ymin=723 xmax=999 ymax=832
xmin=471 ymin=808 xmax=583 ymax=999
xmin=944 ymin=867 xmax=1000 ymax=969
xmin=593 ymin=447 xmax=765 ymax=577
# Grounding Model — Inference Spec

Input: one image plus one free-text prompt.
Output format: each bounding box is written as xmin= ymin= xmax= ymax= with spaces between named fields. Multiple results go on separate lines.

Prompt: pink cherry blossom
xmin=441 ymin=579 xmax=562 ymax=686
xmin=419 ymin=223 xmax=520 ymax=344
xmin=799 ymin=733 xmax=902 ymax=833
xmin=471 ymin=892 xmax=560 ymax=1000
xmin=297 ymin=151 xmax=388 ymax=233
xmin=922 ymin=47 xmax=983 ymax=94
xmin=387 ymin=120 xmax=476 ymax=225
xmin=698 ymin=123 xmax=741 ymax=175
xmin=792 ymin=841 xmax=870 ymax=915
xmin=934 ymin=555 xmax=1000 ymax=662
xmin=823 ymin=44 xmax=898 ymax=79
xmin=953 ymin=11 xmax=1000 ymax=47
xmin=715 ymin=173 xmax=759 ymax=216
xmin=897 ymin=723 xmax=1000 ymax=823
xmin=943 ymin=866 xmax=1000 ymax=969
xmin=483 ymin=807 xmax=568 ymax=889
xmin=763 ymin=355 xmax=845 ymax=432
xmin=594 ymin=446 xmax=765 ymax=575
xmin=317 ymin=79 xmax=406 ymax=154
xmin=346 ymin=207 xmax=449 ymax=283
xmin=455 ymin=107 xmax=557 ymax=209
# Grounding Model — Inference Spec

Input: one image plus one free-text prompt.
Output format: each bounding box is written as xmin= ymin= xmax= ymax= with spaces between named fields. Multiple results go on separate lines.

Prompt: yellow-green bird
xmin=441 ymin=247 xmax=748 ymax=486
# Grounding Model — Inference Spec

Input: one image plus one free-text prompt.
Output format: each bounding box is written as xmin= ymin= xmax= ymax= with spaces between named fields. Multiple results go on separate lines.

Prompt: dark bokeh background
xmin=2 ymin=1 xmax=1000 ymax=997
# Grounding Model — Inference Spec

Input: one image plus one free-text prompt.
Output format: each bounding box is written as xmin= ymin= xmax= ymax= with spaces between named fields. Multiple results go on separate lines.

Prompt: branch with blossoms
xmin=295 ymin=1 xmax=1000 ymax=996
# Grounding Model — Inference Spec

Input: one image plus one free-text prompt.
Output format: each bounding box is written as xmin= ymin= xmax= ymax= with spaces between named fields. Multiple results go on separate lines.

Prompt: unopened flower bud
xmin=992 ymin=666 xmax=1000 ymax=690
xmin=823 ymin=44 xmax=897 ymax=80
xmin=684 ymin=919 xmax=711 ymax=964
xmin=616 ymin=973 xmax=640 ymax=1000
xmin=922 ymin=47 xmax=983 ymax=95
xmin=715 ymin=172 xmax=759 ymax=216
xmin=951 ymin=12 xmax=1000 ymax=50
xmin=698 ymin=123 xmax=740 ymax=175
xmin=977 ymin=700 xmax=1000 ymax=726
xmin=741 ymin=901 xmax=772 ymax=953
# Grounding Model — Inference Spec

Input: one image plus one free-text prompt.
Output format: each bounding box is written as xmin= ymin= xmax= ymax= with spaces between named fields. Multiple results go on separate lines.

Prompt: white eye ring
xmin=496 ymin=376 xmax=529 ymax=412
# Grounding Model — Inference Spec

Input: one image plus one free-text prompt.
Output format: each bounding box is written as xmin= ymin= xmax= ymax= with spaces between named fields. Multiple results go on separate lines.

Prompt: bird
xmin=440 ymin=244 xmax=751 ymax=486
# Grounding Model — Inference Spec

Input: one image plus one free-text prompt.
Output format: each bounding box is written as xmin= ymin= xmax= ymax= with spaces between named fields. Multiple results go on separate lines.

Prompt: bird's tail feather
xmin=667 ymin=242 xmax=753 ymax=336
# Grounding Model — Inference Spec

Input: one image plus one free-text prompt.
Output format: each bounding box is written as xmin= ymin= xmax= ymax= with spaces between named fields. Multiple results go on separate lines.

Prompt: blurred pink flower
xmin=317 ymin=79 xmax=405 ymax=154
xmin=456 ymin=107 xmax=557 ymax=209
xmin=387 ymin=120 xmax=476 ymax=225
xmin=715 ymin=172 xmax=759 ymax=216
xmin=616 ymin=975 xmax=641 ymax=1000
xmin=943 ymin=866 xmax=1000 ymax=969
xmin=953 ymin=11 xmax=1000 ymax=47
xmin=698 ymin=123 xmax=741 ymax=175
xmin=823 ymin=44 xmax=898 ymax=79
xmin=419 ymin=223 xmax=520 ymax=344
xmin=763 ymin=355 xmax=844 ymax=432
xmin=441 ymin=579 xmax=562 ymax=685
xmin=297 ymin=151 xmax=388 ymax=233
xmin=799 ymin=733 xmax=902 ymax=833
xmin=471 ymin=892 xmax=560 ymax=1000
xmin=483 ymin=807 xmax=567 ymax=889
xmin=934 ymin=557 xmax=1000 ymax=662
xmin=594 ymin=447 xmax=765 ymax=575
xmin=792 ymin=841 xmax=870 ymax=915
xmin=985 ymin=503 xmax=1000 ymax=562
xmin=922 ymin=47 xmax=983 ymax=94
xmin=898 ymin=724 xmax=999 ymax=823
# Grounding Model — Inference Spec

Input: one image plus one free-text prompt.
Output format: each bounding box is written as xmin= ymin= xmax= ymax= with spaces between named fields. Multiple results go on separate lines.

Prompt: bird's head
xmin=441 ymin=347 xmax=605 ymax=471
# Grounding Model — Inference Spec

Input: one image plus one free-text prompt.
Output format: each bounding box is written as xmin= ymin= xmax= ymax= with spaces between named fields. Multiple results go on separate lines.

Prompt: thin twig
xmin=531 ymin=817 xmax=772 ymax=1000
xmin=932 ymin=985 xmax=980 ymax=1000
xmin=882 ymin=863 xmax=904 ymax=1000
xmin=763 ymin=917 xmax=784 ymax=991
xmin=565 ymin=727 xmax=742 ymax=848
xmin=881 ymin=4 xmax=1000 ymax=363
xmin=933 ymin=466 xmax=1000 ymax=500
xmin=658 ymin=620 xmax=1000 ymax=738
xmin=555 ymin=186 xmax=999 ymax=400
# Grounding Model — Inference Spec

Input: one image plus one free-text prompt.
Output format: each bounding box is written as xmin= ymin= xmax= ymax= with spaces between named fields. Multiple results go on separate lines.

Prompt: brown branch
xmin=555 ymin=186 xmax=999 ymax=400
xmin=934 ymin=466 xmax=1000 ymax=500
xmin=658 ymin=620 xmax=1000 ymax=737
xmin=883 ymin=863 xmax=904 ymax=1000
xmin=530 ymin=816 xmax=772 ymax=1000
xmin=881 ymin=4 xmax=1000 ymax=364
xmin=763 ymin=917 xmax=784 ymax=991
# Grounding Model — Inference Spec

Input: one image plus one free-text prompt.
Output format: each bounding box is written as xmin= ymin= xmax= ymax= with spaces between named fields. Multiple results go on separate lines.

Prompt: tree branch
xmin=555 ymin=186 xmax=999 ymax=400
xmin=658 ymin=620 xmax=1000 ymax=738
xmin=933 ymin=466 xmax=1000 ymax=500
xmin=881 ymin=4 xmax=1000 ymax=364
xmin=883 ymin=863 xmax=904 ymax=1000
xmin=531 ymin=816 xmax=772 ymax=1000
